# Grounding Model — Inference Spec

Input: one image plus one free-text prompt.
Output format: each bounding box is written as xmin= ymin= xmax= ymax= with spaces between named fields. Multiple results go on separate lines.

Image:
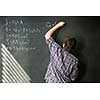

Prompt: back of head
xmin=63 ymin=36 xmax=76 ymax=51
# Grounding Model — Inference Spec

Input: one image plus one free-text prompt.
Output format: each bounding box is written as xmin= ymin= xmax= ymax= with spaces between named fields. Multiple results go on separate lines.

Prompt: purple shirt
xmin=44 ymin=37 xmax=78 ymax=83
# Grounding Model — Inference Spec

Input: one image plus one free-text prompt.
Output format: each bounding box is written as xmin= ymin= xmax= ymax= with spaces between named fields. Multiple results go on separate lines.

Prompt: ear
xmin=63 ymin=43 xmax=65 ymax=48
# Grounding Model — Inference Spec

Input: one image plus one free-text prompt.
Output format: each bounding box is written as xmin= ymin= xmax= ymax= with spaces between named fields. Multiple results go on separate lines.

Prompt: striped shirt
xmin=44 ymin=37 xmax=78 ymax=83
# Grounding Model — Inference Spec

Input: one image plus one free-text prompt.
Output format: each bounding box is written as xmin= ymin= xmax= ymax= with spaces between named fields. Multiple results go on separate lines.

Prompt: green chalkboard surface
xmin=0 ymin=16 xmax=100 ymax=83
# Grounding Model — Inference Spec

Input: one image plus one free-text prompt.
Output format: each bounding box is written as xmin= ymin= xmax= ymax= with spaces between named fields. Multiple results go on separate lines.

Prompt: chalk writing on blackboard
xmin=5 ymin=27 xmax=41 ymax=33
xmin=4 ymin=19 xmax=39 ymax=52
xmin=5 ymin=19 xmax=24 ymax=26
xmin=6 ymin=46 xmax=36 ymax=51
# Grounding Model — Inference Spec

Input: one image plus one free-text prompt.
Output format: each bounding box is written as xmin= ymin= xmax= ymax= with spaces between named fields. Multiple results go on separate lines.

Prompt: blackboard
xmin=0 ymin=16 xmax=100 ymax=83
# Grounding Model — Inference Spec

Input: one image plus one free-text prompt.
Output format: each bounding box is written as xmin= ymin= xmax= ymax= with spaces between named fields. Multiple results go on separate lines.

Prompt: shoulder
xmin=63 ymin=50 xmax=78 ymax=62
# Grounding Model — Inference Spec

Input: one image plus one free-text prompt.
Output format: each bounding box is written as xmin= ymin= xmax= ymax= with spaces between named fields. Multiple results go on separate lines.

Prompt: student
xmin=44 ymin=21 xmax=78 ymax=83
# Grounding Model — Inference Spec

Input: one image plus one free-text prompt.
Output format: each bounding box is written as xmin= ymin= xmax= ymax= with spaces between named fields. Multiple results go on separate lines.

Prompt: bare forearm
xmin=45 ymin=21 xmax=65 ymax=39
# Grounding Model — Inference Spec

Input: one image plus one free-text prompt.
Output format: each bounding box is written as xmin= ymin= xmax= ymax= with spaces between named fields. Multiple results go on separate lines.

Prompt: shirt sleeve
xmin=45 ymin=36 xmax=62 ymax=55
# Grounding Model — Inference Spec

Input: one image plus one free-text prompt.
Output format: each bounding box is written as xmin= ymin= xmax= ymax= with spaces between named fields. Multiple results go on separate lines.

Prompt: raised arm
xmin=45 ymin=21 xmax=65 ymax=39
xmin=45 ymin=21 xmax=65 ymax=55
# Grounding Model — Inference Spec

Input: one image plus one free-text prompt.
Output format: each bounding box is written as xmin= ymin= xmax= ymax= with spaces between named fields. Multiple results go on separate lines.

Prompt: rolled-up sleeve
xmin=45 ymin=37 xmax=62 ymax=55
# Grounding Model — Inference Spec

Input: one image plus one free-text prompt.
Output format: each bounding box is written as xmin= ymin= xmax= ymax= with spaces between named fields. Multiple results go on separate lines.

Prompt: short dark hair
xmin=63 ymin=36 xmax=76 ymax=51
